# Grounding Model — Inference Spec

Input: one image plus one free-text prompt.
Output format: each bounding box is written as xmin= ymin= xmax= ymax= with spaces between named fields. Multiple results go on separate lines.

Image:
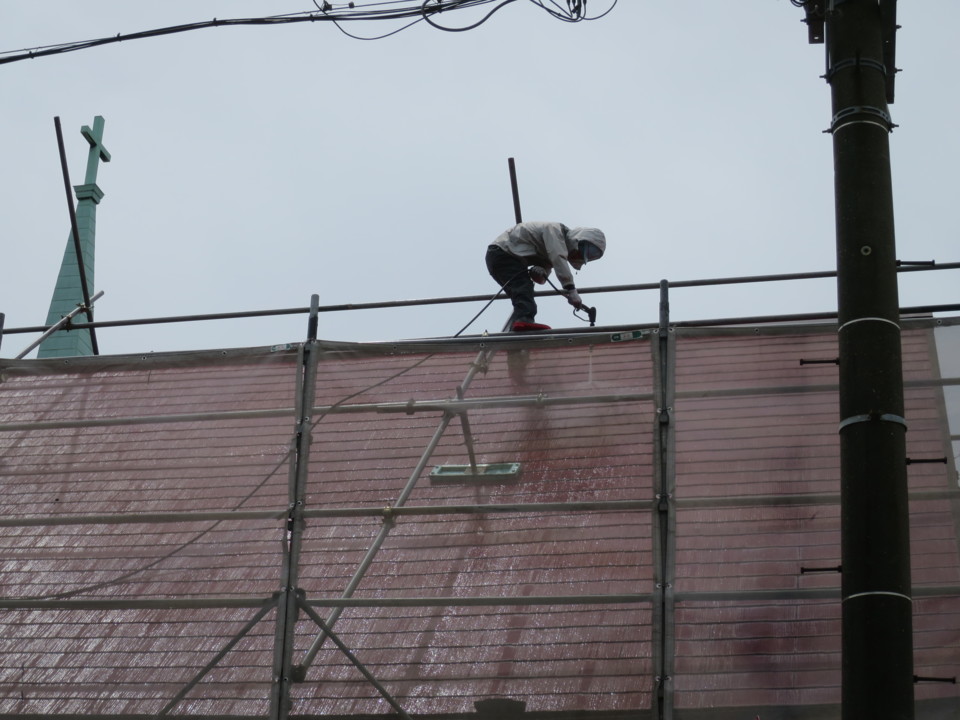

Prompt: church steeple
xmin=38 ymin=116 xmax=110 ymax=358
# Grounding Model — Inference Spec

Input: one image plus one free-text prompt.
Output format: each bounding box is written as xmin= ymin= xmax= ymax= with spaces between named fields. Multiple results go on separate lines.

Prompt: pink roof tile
xmin=0 ymin=322 xmax=957 ymax=716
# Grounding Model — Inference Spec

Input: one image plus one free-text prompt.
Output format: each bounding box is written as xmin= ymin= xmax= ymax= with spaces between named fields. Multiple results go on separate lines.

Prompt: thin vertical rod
xmin=827 ymin=3 xmax=914 ymax=719
xmin=271 ymin=330 xmax=321 ymax=719
xmin=651 ymin=280 xmax=675 ymax=720
xmin=307 ymin=293 xmax=319 ymax=342
xmin=53 ymin=116 xmax=99 ymax=355
xmin=508 ymin=157 xmax=523 ymax=224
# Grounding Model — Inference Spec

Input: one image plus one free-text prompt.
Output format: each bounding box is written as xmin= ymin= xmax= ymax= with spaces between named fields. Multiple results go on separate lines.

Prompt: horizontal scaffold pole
xmin=4 ymin=584 xmax=960 ymax=613
xmin=3 ymin=374 xmax=960 ymax=433
xmin=3 ymin=262 xmax=959 ymax=337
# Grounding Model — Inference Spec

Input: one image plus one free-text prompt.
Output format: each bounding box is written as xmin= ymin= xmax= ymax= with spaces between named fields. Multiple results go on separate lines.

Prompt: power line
xmin=0 ymin=0 xmax=615 ymax=65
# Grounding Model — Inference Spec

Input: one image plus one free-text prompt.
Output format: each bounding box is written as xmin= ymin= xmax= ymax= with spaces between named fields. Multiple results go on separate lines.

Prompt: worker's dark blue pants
xmin=486 ymin=245 xmax=536 ymax=323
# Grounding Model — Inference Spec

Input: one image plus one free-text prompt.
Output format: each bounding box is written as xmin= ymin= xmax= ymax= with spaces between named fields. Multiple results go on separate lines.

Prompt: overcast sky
xmin=2 ymin=1 xmax=958 ymax=357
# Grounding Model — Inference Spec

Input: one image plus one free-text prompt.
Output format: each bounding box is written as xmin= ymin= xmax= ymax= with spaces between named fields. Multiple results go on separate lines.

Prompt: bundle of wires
xmin=0 ymin=0 xmax=617 ymax=64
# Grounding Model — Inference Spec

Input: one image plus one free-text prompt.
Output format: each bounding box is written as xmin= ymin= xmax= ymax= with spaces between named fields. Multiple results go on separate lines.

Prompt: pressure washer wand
xmin=544 ymin=274 xmax=598 ymax=327
xmin=572 ymin=302 xmax=597 ymax=327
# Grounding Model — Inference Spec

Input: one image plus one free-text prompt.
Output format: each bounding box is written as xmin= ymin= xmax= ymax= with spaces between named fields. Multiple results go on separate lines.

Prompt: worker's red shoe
xmin=512 ymin=321 xmax=551 ymax=332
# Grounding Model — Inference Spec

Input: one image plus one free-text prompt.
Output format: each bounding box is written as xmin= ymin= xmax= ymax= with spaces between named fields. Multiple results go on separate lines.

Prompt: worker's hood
xmin=568 ymin=227 xmax=606 ymax=260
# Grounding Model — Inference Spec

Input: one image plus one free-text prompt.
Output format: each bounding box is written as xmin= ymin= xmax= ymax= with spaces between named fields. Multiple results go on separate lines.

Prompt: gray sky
xmin=2 ymin=2 xmax=958 ymax=357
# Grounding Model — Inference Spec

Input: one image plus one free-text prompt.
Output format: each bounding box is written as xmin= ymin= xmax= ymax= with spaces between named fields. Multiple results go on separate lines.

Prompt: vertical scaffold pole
xmin=651 ymin=280 xmax=675 ymax=720
xmin=826 ymin=3 xmax=914 ymax=718
xmin=271 ymin=295 xmax=321 ymax=719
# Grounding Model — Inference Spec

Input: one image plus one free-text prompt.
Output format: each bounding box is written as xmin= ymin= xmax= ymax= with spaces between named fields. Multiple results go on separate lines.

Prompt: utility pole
xmin=806 ymin=1 xmax=914 ymax=717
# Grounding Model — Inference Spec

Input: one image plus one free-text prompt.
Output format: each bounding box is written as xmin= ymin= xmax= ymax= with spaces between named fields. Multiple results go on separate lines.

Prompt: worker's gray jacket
xmin=491 ymin=222 xmax=604 ymax=289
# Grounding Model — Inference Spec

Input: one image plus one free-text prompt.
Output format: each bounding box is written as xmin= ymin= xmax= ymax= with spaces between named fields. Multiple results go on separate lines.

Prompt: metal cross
xmin=80 ymin=115 xmax=110 ymax=185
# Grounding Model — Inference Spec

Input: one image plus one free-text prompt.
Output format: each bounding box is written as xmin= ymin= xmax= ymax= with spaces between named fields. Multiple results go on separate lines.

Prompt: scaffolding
xmin=0 ymin=265 xmax=959 ymax=719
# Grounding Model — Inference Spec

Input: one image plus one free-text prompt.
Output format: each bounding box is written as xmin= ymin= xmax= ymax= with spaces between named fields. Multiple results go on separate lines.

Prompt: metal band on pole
xmin=837 ymin=315 xmax=901 ymax=333
xmin=843 ymin=591 xmax=913 ymax=604
xmin=838 ymin=413 xmax=908 ymax=432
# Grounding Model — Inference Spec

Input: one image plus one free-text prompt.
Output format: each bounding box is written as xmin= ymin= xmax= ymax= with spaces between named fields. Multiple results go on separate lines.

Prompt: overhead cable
xmin=0 ymin=0 xmax=616 ymax=65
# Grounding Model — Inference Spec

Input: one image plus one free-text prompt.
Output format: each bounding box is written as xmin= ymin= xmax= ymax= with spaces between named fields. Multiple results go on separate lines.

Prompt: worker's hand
xmin=564 ymin=288 xmax=583 ymax=309
xmin=528 ymin=266 xmax=548 ymax=285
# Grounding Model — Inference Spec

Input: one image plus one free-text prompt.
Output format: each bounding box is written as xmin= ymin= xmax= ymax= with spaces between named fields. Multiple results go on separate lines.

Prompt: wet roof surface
xmin=0 ymin=324 xmax=957 ymax=717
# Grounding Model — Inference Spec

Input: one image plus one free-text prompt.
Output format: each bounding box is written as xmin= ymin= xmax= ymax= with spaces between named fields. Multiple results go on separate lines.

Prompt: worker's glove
xmin=528 ymin=266 xmax=548 ymax=285
xmin=564 ymin=288 xmax=583 ymax=309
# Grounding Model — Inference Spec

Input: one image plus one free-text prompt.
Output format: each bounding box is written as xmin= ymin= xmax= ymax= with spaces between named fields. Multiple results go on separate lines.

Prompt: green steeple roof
xmin=38 ymin=116 xmax=110 ymax=358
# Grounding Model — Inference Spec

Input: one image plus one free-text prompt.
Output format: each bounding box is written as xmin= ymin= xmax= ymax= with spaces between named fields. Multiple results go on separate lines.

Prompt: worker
xmin=486 ymin=221 xmax=606 ymax=331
